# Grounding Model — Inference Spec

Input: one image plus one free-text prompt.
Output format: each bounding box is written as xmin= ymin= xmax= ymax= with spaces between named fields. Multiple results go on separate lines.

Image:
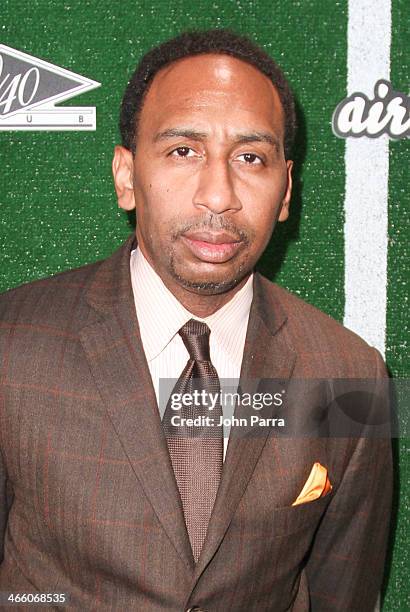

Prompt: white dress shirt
xmin=130 ymin=247 xmax=253 ymax=460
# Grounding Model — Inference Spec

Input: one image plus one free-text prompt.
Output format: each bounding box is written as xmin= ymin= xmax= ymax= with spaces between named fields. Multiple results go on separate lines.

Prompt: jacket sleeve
xmin=305 ymin=349 xmax=393 ymax=611
xmin=0 ymin=448 xmax=9 ymax=565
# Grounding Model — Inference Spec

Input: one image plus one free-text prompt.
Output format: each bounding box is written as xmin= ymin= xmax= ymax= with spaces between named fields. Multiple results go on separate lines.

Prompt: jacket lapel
xmin=79 ymin=236 xmax=194 ymax=571
xmin=192 ymin=272 xmax=297 ymax=581
xmin=78 ymin=237 xmax=296 ymax=581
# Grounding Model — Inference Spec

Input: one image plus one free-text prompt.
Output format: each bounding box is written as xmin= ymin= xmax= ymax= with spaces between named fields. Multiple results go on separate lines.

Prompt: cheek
xmin=240 ymin=195 xmax=281 ymax=241
xmin=133 ymin=177 xmax=167 ymax=227
xmin=135 ymin=184 xmax=199 ymax=248
xmin=237 ymin=171 xmax=286 ymax=221
xmin=137 ymin=165 xmax=191 ymax=216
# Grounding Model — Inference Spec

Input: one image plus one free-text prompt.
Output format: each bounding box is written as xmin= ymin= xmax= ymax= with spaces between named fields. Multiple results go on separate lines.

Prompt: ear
xmin=112 ymin=145 xmax=136 ymax=211
xmin=278 ymin=160 xmax=293 ymax=222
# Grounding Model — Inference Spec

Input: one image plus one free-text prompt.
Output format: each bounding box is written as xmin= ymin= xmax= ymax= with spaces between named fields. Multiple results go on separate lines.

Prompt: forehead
xmin=138 ymin=53 xmax=285 ymax=139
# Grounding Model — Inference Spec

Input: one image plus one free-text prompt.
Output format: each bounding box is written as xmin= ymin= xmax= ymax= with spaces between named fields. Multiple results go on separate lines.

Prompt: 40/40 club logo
xmin=0 ymin=44 xmax=100 ymax=130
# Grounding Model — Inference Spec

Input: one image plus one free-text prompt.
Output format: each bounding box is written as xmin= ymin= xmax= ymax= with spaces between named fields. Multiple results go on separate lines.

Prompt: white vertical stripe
xmin=344 ymin=0 xmax=391 ymax=357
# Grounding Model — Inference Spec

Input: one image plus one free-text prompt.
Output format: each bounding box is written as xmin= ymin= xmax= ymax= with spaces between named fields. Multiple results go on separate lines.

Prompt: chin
xmin=170 ymin=263 xmax=249 ymax=295
xmin=165 ymin=248 xmax=254 ymax=295
xmin=177 ymin=277 xmax=239 ymax=295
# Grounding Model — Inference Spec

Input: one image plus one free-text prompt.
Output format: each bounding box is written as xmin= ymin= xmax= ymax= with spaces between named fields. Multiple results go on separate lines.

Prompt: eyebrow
xmin=153 ymin=128 xmax=281 ymax=152
xmin=153 ymin=128 xmax=208 ymax=143
xmin=235 ymin=131 xmax=281 ymax=152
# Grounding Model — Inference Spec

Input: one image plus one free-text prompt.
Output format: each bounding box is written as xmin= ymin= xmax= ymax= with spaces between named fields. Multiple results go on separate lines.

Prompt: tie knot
xmin=179 ymin=319 xmax=211 ymax=361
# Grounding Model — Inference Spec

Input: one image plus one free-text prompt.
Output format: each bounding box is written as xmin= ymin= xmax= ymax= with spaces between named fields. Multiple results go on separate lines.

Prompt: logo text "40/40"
xmin=0 ymin=54 xmax=40 ymax=115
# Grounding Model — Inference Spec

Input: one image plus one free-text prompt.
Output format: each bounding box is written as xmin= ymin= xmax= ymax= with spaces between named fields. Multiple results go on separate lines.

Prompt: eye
xmin=170 ymin=146 xmax=196 ymax=158
xmin=236 ymin=153 xmax=264 ymax=165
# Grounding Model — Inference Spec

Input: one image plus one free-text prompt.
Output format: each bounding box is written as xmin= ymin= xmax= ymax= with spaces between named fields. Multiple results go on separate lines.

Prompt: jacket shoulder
xmin=0 ymin=260 xmax=102 ymax=326
xmin=258 ymin=275 xmax=385 ymax=377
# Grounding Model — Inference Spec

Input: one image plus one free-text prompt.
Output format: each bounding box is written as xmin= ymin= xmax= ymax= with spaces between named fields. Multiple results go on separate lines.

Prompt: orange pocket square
xmin=292 ymin=462 xmax=332 ymax=506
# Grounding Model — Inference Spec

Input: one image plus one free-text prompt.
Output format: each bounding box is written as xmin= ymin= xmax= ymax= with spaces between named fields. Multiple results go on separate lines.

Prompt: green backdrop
xmin=1 ymin=1 xmax=408 ymax=609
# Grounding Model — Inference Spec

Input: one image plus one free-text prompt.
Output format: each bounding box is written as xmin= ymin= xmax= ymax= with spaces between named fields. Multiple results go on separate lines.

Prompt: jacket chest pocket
xmin=234 ymin=486 xmax=333 ymax=539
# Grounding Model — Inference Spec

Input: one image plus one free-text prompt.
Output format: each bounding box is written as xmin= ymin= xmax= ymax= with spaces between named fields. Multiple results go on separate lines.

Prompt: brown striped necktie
xmin=162 ymin=319 xmax=223 ymax=562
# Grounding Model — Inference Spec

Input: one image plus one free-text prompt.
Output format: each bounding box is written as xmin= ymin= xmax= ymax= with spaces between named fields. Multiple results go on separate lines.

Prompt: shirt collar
xmin=130 ymin=247 xmax=253 ymax=362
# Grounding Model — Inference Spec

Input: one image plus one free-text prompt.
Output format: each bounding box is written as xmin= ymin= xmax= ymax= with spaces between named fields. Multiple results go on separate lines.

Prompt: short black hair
xmin=119 ymin=29 xmax=296 ymax=159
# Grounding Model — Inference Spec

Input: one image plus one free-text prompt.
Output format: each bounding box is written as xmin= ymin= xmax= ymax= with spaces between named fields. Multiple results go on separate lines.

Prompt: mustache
xmin=171 ymin=215 xmax=252 ymax=244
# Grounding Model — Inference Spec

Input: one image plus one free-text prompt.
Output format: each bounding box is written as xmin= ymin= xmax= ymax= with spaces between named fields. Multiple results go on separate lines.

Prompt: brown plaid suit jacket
xmin=0 ymin=235 xmax=392 ymax=611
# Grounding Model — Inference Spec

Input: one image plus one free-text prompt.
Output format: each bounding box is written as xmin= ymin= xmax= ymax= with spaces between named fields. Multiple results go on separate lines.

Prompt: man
xmin=0 ymin=30 xmax=392 ymax=611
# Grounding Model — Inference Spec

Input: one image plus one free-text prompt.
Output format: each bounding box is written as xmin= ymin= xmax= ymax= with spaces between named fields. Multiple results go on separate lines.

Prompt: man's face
xmin=113 ymin=53 xmax=292 ymax=296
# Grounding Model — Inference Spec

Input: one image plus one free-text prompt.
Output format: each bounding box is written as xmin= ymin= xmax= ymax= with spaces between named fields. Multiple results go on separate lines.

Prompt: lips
xmin=181 ymin=230 xmax=243 ymax=263
xmin=184 ymin=230 xmax=240 ymax=244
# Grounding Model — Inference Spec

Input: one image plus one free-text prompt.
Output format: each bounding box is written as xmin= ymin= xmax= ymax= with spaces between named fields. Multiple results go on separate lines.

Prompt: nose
xmin=192 ymin=159 xmax=242 ymax=214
